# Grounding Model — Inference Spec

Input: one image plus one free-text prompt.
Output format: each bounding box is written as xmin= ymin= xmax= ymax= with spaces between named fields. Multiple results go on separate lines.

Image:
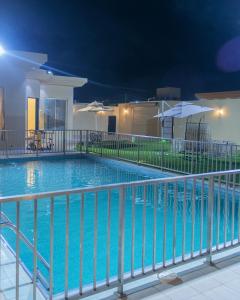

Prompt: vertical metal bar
xmin=200 ymin=177 xmax=204 ymax=255
xmin=216 ymin=176 xmax=221 ymax=250
xmin=131 ymin=187 xmax=136 ymax=277
xmin=191 ymin=141 xmax=194 ymax=173
xmin=172 ymin=182 xmax=177 ymax=264
xmin=86 ymin=130 xmax=89 ymax=153
xmin=207 ymin=176 xmax=214 ymax=264
xmin=141 ymin=185 xmax=147 ymax=274
xmin=191 ymin=178 xmax=196 ymax=258
xmin=93 ymin=192 xmax=98 ymax=290
xmin=231 ymin=174 xmax=236 ymax=245
xmin=117 ymin=186 xmax=126 ymax=296
xmin=80 ymin=130 xmax=83 ymax=152
xmin=33 ymin=199 xmax=38 ymax=300
xmin=163 ymin=183 xmax=167 ymax=267
xmin=238 ymin=193 xmax=240 ymax=243
xmin=64 ymin=195 xmax=70 ymax=298
xmin=79 ymin=193 xmax=84 ymax=295
xmin=49 ymin=197 xmax=54 ymax=300
xmin=224 ymin=174 xmax=229 ymax=247
xmin=152 ymin=184 xmax=157 ymax=271
xmin=106 ymin=190 xmax=111 ymax=286
xmin=16 ymin=202 xmax=20 ymax=300
xmin=182 ymin=179 xmax=187 ymax=261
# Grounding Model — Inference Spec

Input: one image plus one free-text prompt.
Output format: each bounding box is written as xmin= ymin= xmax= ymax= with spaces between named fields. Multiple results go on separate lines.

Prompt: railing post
xmin=100 ymin=133 xmax=103 ymax=156
xmin=116 ymin=186 xmax=126 ymax=298
xmin=137 ymin=137 xmax=140 ymax=163
xmin=36 ymin=130 xmax=39 ymax=157
xmin=117 ymin=134 xmax=120 ymax=158
xmin=86 ymin=130 xmax=89 ymax=153
xmin=80 ymin=130 xmax=82 ymax=152
xmin=63 ymin=130 xmax=66 ymax=154
xmin=229 ymin=144 xmax=233 ymax=170
xmin=207 ymin=176 xmax=214 ymax=265
xmin=5 ymin=131 xmax=8 ymax=159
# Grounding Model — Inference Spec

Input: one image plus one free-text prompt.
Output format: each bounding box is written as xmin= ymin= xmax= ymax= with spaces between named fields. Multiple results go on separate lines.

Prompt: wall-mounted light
xmin=215 ymin=108 xmax=225 ymax=118
xmin=123 ymin=108 xmax=129 ymax=115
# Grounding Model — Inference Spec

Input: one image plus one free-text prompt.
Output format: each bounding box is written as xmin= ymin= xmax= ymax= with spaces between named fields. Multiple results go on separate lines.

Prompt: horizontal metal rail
xmin=0 ymin=168 xmax=240 ymax=299
xmin=0 ymin=129 xmax=239 ymax=176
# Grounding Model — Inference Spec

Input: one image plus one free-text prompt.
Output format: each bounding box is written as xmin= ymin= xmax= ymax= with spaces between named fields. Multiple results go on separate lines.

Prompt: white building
xmin=0 ymin=50 xmax=87 ymax=134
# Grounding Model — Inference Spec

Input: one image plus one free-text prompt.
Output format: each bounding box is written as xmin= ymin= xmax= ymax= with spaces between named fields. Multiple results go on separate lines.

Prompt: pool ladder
xmin=0 ymin=211 xmax=50 ymax=291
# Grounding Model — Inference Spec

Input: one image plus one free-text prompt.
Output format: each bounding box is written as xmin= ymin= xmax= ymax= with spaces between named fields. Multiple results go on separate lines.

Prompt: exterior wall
xmin=118 ymin=101 xmax=178 ymax=137
xmin=118 ymin=103 xmax=161 ymax=136
xmin=0 ymin=68 xmax=27 ymax=133
xmin=73 ymin=104 xmax=119 ymax=132
xmin=40 ymin=84 xmax=74 ymax=130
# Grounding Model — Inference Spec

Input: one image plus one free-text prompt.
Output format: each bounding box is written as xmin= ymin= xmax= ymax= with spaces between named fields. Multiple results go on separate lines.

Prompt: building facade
xmin=0 ymin=50 xmax=87 ymax=134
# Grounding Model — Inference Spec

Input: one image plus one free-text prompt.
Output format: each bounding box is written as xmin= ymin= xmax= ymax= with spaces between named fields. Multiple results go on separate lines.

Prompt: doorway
xmin=108 ymin=116 xmax=116 ymax=133
xmin=27 ymin=98 xmax=39 ymax=131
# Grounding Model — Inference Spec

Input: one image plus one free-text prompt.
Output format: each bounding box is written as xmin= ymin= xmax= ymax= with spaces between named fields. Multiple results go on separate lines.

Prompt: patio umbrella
xmin=77 ymin=101 xmax=114 ymax=130
xmin=154 ymin=101 xmax=214 ymax=140
xmin=154 ymin=102 xmax=214 ymax=119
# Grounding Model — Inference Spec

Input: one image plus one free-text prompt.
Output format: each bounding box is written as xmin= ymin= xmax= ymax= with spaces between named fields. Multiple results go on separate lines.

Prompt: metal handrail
xmin=0 ymin=211 xmax=50 ymax=271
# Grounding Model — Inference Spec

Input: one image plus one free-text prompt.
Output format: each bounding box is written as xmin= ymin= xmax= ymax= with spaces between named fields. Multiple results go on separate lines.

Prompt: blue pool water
xmin=0 ymin=155 xmax=239 ymax=295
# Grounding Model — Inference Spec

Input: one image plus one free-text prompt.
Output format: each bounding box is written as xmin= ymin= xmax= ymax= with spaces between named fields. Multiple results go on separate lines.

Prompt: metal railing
xmin=1 ymin=129 xmax=240 ymax=176
xmin=87 ymin=130 xmax=240 ymax=175
xmin=1 ymin=169 xmax=240 ymax=299
xmin=0 ymin=129 xmax=86 ymax=157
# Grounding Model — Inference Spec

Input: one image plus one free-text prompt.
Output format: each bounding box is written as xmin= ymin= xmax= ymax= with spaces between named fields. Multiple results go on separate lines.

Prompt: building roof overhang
xmin=27 ymin=69 xmax=88 ymax=88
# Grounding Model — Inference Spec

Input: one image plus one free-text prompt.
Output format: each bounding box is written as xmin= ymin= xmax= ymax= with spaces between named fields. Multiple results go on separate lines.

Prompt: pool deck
xmin=1 ymin=241 xmax=240 ymax=300
xmin=0 ymin=240 xmax=45 ymax=300
xmin=84 ymin=247 xmax=240 ymax=300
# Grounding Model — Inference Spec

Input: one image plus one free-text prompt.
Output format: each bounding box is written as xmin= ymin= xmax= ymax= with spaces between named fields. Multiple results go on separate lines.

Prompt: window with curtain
xmin=39 ymin=99 xmax=66 ymax=130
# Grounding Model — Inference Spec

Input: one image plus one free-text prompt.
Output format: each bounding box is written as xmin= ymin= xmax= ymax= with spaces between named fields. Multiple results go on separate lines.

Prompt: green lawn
xmin=78 ymin=139 xmax=240 ymax=176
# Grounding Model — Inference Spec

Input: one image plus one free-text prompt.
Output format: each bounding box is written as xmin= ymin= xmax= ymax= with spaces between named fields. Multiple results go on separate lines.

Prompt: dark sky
xmin=1 ymin=0 xmax=240 ymax=102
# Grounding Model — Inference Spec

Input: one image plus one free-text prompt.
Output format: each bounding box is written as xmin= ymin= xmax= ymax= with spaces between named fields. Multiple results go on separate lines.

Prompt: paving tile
xmin=127 ymin=287 xmax=160 ymax=300
xmin=165 ymin=285 xmax=198 ymax=300
xmin=189 ymin=295 xmax=210 ymax=300
xmin=208 ymin=269 xmax=240 ymax=283
xmin=189 ymin=276 xmax=222 ymax=293
xmin=224 ymin=278 xmax=240 ymax=293
xmin=0 ymin=243 xmax=45 ymax=300
xmin=202 ymin=285 xmax=239 ymax=300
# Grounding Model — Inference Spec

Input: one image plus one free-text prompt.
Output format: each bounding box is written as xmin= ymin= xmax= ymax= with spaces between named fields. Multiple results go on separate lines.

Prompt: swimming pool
xmin=0 ymin=155 xmax=239 ymax=296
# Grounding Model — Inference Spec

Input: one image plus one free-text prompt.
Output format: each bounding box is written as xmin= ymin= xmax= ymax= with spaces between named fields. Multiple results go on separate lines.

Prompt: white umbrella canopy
xmin=77 ymin=101 xmax=114 ymax=130
xmin=154 ymin=102 xmax=214 ymax=118
xmin=77 ymin=101 xmax=114 ymax=112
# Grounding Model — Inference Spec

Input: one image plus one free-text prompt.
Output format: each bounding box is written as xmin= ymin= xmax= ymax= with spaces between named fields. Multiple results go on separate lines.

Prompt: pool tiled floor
xmin=0 ymin=240 xmax=45 ymax=300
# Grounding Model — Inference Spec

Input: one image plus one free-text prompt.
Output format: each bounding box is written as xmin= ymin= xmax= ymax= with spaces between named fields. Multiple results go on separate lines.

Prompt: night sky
xmin=1 ymin=0 xmax=240 ymax=102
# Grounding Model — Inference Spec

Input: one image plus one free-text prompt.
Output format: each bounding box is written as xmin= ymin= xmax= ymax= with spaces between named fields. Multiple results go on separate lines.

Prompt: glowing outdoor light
xmin=215 ymin=108 xmax=225 ymax=117
xmin=0 ymin=45 xmax=6 ymax=56
xmin=123 ymin=108 xmax=129 ymax=115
